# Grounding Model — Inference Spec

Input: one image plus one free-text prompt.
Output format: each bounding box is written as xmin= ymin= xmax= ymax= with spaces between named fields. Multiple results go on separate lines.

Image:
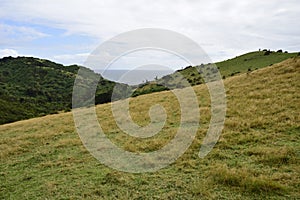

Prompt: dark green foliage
xmin=132 ymin=83 xmax=168 ymax=97
xmin=230 ymin=71 xmax=240 ymax=76
xmin=264 ymin=50 xmax=272 ymax=55
xmin=0 ymin=57 xmax=117 ymax=124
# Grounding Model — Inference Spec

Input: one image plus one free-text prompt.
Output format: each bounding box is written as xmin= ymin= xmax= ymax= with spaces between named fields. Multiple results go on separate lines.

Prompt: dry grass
xmin=209 ymin=164 xmax=287 ymax=193
xmin=0 ymin=57 xmax=299 ymax=199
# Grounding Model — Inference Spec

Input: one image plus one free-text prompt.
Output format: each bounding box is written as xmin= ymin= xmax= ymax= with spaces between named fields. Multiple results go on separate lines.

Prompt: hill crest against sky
xmin=0 ymin=50 xmax=298 ymax=124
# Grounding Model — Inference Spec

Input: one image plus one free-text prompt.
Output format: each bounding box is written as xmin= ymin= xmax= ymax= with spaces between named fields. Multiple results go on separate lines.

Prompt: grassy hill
xmin=0 ymin=51 xmax=297 ymax=124
xmin=133 ymin=50 xmax=298 ymax=96
xmin=0 ymin=56 xmax=119 ymax=124
xmin=0 ymin=56 xmax=299 ymax=199
xmin=213 ymin=50 xmax=298 ymax=77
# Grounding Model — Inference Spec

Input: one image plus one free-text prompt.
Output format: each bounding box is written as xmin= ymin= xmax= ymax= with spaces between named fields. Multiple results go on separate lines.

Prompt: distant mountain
xmin=0 ymin=56 xmax=119 ymax=124
xmin=132 ymin=50 xmax=298 ymax=96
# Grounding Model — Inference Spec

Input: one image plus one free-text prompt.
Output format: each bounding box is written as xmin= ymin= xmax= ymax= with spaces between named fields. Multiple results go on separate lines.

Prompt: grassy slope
xmin=1 ymin=52 xmax=296 ymax=124
xmin=0 ymin=57 xmax=299 ymax=199
xmin=133 ymin=51 xmax=298 ymax=96
xmin=215 ymin=50 xmax=298 ymax=77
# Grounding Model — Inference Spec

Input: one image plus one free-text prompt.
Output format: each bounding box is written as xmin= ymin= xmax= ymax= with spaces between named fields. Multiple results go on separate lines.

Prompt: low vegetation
xmin=0 ymin=57 xmax=299 ymax=199
xmin=133 ymin=50 xmax=298 ymax=96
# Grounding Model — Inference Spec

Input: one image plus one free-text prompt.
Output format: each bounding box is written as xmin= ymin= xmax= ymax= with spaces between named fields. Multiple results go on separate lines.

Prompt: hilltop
xmin=133 ymin=50 xmax=298 ymax=96
xmin=0 ymin=56 xmax=299 ymax=199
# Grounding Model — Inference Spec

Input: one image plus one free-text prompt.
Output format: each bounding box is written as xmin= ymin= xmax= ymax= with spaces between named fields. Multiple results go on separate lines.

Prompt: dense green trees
xmin=0 ymin=56 xmax=116 ymax=124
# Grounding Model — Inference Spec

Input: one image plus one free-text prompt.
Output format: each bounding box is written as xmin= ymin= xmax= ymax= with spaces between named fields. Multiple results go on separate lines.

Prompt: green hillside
xmin=133 ymin=50 xmax=298 ymax=96
xmin=0 ymin=57 xmax=117 ymax=124
xmin=0 ymin=57 xmax=299 ymax=199
xmin=215 ymin=50 xmax=298 ymax=77
xmin=0 ymin=51 xmax=297 ymax=124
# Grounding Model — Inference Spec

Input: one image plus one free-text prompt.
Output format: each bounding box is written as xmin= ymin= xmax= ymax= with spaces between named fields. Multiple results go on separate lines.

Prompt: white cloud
xmin=53 ymin=53 xmax=90 ymax=65
xmin=0 ymin=0 xmax=299 ymax=63
xmin=0 ymin=23 xmax=49 ymax=45
xmin=0 ymin=48 xmax=34 ymax=58
xmin=0 ymin=49 xmax=19 ymax=58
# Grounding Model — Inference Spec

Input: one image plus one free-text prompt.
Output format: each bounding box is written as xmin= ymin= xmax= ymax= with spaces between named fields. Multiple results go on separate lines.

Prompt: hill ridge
xmin=0 ymin=50 xmax=298 ymax=124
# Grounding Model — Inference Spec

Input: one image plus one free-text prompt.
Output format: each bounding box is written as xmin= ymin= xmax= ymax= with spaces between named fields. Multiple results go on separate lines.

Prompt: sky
xmin=0 ymin=0 xmax=299 ymax=70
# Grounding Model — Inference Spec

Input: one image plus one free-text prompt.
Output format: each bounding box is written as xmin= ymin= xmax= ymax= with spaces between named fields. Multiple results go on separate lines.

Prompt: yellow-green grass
xmin=0 ymin=57 xmax=299 ymax=199
xmin=133 ymin=51 xmax=298 ymax=96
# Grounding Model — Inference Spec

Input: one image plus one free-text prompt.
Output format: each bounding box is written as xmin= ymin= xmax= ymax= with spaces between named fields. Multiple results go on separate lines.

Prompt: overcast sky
xmin=0 ymin=0 xmax=299 ymax=70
